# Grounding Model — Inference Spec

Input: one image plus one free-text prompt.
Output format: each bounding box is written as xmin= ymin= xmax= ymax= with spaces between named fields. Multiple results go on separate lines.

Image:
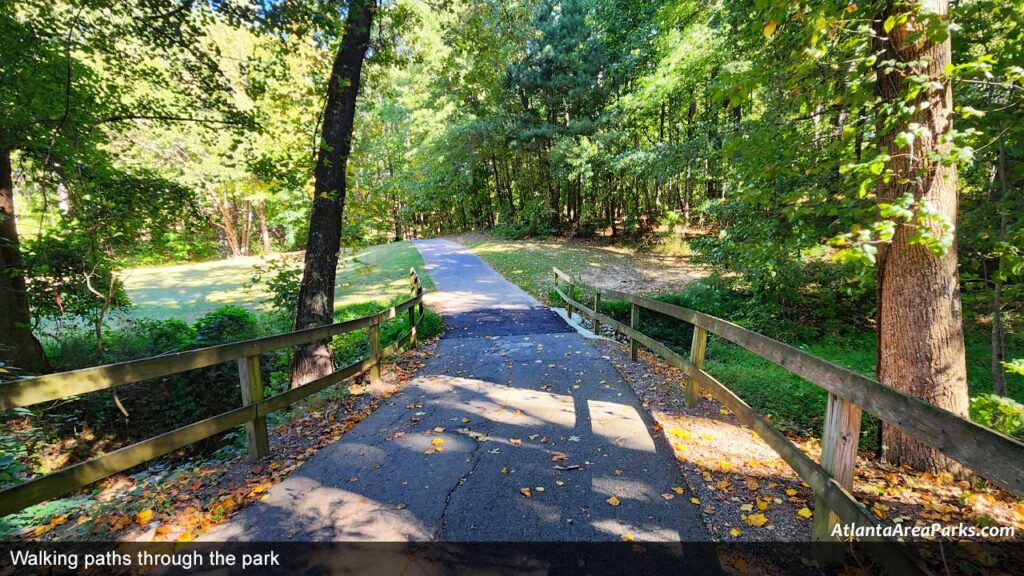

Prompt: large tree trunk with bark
xmin=291 ymin=0 xmax=375 ymax=388
xmin=874 ymin=0 xmax=969 ymax=475
xmin=0 ymin=149 xmax=50 ymax=375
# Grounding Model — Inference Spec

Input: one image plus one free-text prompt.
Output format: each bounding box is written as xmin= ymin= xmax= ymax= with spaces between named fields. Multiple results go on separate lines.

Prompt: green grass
xmin=121 ymin=241 xmax=435 ymax=322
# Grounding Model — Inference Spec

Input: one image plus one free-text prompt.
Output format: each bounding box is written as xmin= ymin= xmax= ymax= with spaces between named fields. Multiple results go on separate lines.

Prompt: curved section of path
xmin=202 ymin=239 xmax=718 ymax=567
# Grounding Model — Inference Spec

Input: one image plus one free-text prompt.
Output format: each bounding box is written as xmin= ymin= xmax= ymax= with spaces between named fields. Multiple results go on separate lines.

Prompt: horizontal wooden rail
xmin=0 ymin=270 xmax=427 ymax=517
xmin=553 ymin=268 xmax=1024 ymax=496
xmin=553 ymin=266 xmax=1024 ymax=576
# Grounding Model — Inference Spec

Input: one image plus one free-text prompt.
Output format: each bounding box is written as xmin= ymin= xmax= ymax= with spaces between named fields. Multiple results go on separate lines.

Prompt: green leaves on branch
xmin=831 ymin=193 xmax=955 ymax=266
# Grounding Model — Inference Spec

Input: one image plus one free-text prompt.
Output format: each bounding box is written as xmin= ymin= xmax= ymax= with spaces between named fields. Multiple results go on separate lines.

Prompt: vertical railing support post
xmin=629 ymin=303 xmax=639 ymax=361
xmin=408 ymin=270 xmax=418 ymax=349
xmin=685 ymin=326 xmax=707 ymax=407
xmin=593 ymin=292 xmax=602 ymax=336
xmin=237 ymin=354 xmax=269 ymax=460
xmin=368 ymin=317 xmax=381 ymax=386
xmin=567 ymin=281 xmax=575 ymax=321
xmin=813 ymin=393 xmax=863 ymax=565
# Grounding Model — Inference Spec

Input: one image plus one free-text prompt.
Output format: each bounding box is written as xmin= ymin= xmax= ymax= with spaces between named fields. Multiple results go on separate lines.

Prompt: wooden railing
xmin=0 ymin=269 xmax=426 ymax=518
xmin=553 ymin=267 xmax=1024 ymax=576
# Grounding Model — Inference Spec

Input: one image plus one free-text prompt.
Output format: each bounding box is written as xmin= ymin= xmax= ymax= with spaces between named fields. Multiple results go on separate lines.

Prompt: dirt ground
xmin=452 ymin=232 xmax=708 ymax=299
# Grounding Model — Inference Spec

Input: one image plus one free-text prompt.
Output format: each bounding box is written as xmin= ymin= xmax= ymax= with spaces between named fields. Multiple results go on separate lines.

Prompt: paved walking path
xmin=202 ymin=239 xmax=718 ymax=568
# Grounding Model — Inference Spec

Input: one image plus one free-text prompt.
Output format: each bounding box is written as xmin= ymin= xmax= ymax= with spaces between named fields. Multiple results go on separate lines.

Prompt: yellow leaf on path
xmin=551 ymin=453 xmax=569 ymax=462
xmin=744 ymin=513 xmax=769 ymax=527
xmin=730 ymin=527 xmax=743 ymax=537
xmin=501 ymin=467 xmax=509 ymax=475
xmin=621 ymin=533 xmax=635 ymax=542
xmin=745 ymin=478 xmax=759 ymax=491
xmin=672 ymin=486 xmax=685 ymax=495
xmin=520 ymin=488 xmax=533 ymax=498
xmin=461 ymin=418 xmax=470 ymax=423
xmin=669 ymin=428 xmax=692 ymax=439
xmin=33 ymin=524 xmax=54 ymax=537
xmin=433 ymin=427 xmax=445 ymax=433
xmin=785 ymin=489 xmax=797 ymax=497
xmin=661 ymin=493 xmax=675 ymax=501
xmin=797 ymin=507 xmax=813 ymax=519
xmin=431 ymin=438 xmax=445 ymax=446
xmin=136 ymin=509 xmax=154 ymax=525
xmin=177 ymin=532 xmax=193 ymax=543
xmin=690 ymin=497 xmax=700 ymax=505
xmin=607 ymin=496 xmax=621 ymax=507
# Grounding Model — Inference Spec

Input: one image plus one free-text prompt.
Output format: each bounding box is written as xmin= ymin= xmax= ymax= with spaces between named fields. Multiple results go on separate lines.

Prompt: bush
xmin=970 ymin=394 xmax=1024 ymax=440
xmin=194 ymin=306 xmax=261 ymax=346
xmin=247 ymin=257 xmax=303 ymax=319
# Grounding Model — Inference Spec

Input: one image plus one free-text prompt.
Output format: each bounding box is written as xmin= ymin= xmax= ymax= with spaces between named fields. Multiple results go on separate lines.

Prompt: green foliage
xmin=970 ymin=394 xmax=1024 ymax=439
xmin=22 ymin=230 xmax=131 ymax=325
xmin=248 ymin=258 xmax=303 ymax=319
xmin=193 ymin=306 xmax=261 ymax=346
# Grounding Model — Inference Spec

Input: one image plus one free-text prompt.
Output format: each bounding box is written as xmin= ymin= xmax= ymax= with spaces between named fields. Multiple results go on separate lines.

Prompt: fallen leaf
xmin=730 ymin=527 xmax=743 ymax=537
xmin=661 ymin=493 xmax=675 ymax=501
xmin=520 ymin=488 xmax=533 ymax=498
xmin=745 ymin=478 xmax=759 ymax=491
xmin=785 ymin=488 xmax=797 ymax=497
xmin=690 ymin=497 xmax=700 ymax=505
xmin=672 ymin=486 xmax=685 ymax=495
xmin=621 ymin=533 xmax=635 ymax=542
xmin=551 ymin=453 xmax=569 ymax=462
xmin=797 ymin=507 xmax=813 ymax=519
xmin=431 ymin=438 xmax=445 ymax=446
xmin=607 ymin=496 xmax=621 ymax=507
xmin=136 ymin=509 xmax=154 ymax=525
xmin=744 ymin=513 xmax=769 ymax=527
xmin=501 ymin=467 xmax=509 ymax=475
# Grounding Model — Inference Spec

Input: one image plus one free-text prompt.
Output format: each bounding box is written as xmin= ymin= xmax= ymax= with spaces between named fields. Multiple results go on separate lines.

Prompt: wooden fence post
xmin=593 ymin=292 xmax=602 ymax=336
xmin=629 ymin=303 xmax=639 ymax=361
xmin=686 ymin=326 xmax=707 ymax=407
xmin=368 ymin=319 xmax=381 ymax=386
xmin=567 ymin=281 xmax=575 ymax=321
xmin=237 ymin=354 xmax=269 ymax=460
xmin=408 ymin=273 xmax=418 ymax=349
xmin=813 ymin=393 xmax=863 ymax=564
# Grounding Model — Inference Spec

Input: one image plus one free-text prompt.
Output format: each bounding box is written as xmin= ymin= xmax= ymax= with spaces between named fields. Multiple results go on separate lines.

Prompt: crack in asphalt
xmin=432 ymin=336 xmax=512 ymax=541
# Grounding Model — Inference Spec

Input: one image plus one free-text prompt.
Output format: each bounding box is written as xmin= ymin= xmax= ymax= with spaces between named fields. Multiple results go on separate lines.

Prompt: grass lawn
xmin=121 ymin=241 xmax=435 ymax=322
xmin=457 ymin=232 xmax=1023 ymax=447
xmin=454 ymin=232 xmax=705 ymax=302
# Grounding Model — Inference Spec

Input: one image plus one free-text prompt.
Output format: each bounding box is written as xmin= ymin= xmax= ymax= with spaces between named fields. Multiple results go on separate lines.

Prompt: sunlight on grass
xmin=122 ymin=242 xmax=434 ymax=322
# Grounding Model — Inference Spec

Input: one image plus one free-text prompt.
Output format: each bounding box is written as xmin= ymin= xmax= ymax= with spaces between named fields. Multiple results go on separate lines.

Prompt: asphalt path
xmin=199 ymin=238 xmax=720 ymax=573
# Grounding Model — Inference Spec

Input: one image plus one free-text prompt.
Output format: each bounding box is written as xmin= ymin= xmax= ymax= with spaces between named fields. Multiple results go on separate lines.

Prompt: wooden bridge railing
xmin=0 ymin=268 xmax=427 ymax=518
xmin=553 ymin=267 xmax=1024 ymax=576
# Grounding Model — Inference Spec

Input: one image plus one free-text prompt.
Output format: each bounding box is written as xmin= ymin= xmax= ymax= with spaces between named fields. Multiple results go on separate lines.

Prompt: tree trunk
xmin=874 ymin=0 xmax=969 ymax=475
xmin=991 ymin=132 xmax=1010 ymax=395
xmin=257 ymin=200 xmax=272 ymax=255
xmin=291 ymin=0 xmax=374 ymax=388
xmin=0 ymin=149 xmax=50 ymax=375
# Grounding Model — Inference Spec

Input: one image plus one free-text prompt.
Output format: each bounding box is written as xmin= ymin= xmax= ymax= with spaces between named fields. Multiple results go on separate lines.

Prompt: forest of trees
xmin=1 ymin=0 xmax=1022 ymax=476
